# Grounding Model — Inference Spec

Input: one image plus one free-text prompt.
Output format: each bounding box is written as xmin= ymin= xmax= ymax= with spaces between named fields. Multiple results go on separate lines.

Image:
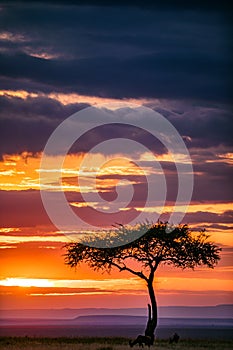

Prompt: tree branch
xmin=111 ymin=261 xmax=148 ymax=281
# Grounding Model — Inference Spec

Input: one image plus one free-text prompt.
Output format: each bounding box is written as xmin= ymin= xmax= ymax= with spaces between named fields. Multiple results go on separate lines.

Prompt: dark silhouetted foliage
xmin=65 ymin=222 xmax=221 ymax=339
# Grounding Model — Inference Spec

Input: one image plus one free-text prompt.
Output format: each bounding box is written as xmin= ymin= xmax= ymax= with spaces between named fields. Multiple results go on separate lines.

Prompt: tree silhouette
xmin=64 ymin=222 xmax=221 ymax=342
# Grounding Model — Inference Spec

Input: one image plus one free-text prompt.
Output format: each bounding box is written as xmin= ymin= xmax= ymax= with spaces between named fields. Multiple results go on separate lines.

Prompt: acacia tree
xmin=65 ymin=222 xmax=221 ymax=342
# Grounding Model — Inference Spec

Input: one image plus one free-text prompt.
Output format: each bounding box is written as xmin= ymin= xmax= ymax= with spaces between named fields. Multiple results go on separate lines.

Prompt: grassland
xmin=0 ymin=337 xmax=233 ymax=350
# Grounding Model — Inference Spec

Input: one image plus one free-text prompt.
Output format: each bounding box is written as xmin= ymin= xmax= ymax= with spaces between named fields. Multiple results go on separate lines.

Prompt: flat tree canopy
xmin=65 ymin=222 xmax=221 ymax=342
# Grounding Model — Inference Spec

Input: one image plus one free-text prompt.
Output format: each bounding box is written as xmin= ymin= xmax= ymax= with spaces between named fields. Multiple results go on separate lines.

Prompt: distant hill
xmin=0 ymin=315 xmax=232 ymax=329
xmin=72 ymin=314 xmax=233 ymax=326
xmin=73 ymin=315 xmax=146 ymax=325
xmin=1 ymin=304 xmax=232 ymax=320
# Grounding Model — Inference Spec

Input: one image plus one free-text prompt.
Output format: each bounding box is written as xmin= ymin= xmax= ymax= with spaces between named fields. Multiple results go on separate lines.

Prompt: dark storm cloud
xmin=0 ymin=51 xmax=230 ymax=101
xmin=160 ymin=163 xmax=232 ymax=202
xmin=0 ymin=4 xmax=232 ymax=101
xmin=0 ymin=95 xmax=89 ymax=156
xmin=0 ymin=115 xmax=56 ymax=155
xmin=160 ymin=159 xmax=233 ymax=201
xmin=0 ymin=94 xmax=232 ymax=157
xmin=0 ymin=98 xmax=165 ymax=157
xmin=0 ymin=95 xmax=86 ymax=120
xmin=164 ymin=107 xmax=233 ymax=148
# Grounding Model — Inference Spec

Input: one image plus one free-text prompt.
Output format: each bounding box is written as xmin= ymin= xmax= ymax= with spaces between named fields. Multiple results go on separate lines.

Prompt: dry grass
xmin=0 ymin=337 xmax=233 ymax=350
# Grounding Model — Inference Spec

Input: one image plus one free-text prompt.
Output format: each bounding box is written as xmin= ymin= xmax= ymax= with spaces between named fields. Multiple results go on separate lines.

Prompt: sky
xmin=0 ymin=1 xmax=232 ymax=311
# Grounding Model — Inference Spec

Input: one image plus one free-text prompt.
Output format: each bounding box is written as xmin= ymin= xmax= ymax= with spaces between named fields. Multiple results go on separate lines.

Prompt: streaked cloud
xmin=0 ymin=31 xmax=27 ymax=42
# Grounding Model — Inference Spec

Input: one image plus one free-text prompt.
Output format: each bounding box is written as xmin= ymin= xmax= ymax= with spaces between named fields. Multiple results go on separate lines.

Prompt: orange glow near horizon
xmin=0 ymin=275 xmax=232 ymax=292
xmin=0 ymin=149 xmax=233 ymax=309
xmin=0 ymin=278 xmax=54 ymax=288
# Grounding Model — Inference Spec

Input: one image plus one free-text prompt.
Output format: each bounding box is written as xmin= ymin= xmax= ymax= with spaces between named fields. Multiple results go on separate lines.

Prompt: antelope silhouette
xmin=129 ymin=335 xmax=152 ymax=348
xmin=169 ymin=332 xmax=180 ymax=344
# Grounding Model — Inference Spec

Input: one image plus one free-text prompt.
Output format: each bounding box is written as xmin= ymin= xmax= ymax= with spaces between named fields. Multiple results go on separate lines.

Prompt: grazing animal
xmin=129 ymin=335 xmax=152 ymax=348
xmin=169 ymin=332 xmax=180 ymax=344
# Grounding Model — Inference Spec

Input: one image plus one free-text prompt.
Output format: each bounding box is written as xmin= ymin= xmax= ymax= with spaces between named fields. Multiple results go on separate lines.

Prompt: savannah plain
xmin=0 ymin=337 xmax=233 ymax=350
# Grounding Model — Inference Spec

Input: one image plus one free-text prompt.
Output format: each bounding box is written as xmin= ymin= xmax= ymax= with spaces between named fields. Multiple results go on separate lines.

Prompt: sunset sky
xmin=0 ymin=1 xmax=232 ymax=311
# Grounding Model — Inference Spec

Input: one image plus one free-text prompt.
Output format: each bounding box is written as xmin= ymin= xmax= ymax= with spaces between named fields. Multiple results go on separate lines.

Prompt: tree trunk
xmin=144 ymin=281 xmax=157 ymax=341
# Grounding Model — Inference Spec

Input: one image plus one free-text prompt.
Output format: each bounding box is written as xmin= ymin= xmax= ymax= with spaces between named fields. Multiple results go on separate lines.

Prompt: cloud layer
xmin=0 ymin=4 xmax=232 ymax=100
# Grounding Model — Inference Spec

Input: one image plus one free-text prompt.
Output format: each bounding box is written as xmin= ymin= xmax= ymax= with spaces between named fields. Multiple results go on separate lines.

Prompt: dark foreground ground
xmin=0 ymin=337 xmax=233 ymax=350
xmin=0 ymin=324 xmax=232 ymax=340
